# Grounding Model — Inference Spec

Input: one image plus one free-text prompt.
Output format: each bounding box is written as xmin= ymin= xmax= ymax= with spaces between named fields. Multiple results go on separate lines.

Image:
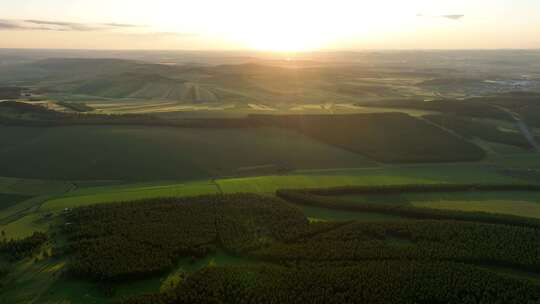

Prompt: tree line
xmin=253 ymin=220 xmax=540 ymax=272
xmin=0 ymin=232 xmax=48 ymax=261
xmin=276 ymin=185 xmax=540 ymax=229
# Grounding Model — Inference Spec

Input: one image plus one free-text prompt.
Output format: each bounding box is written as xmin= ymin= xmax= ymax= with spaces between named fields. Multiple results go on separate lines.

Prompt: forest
xmin=120 ymin=262 xmax=540 ymax=304
xmin=49 ymin=192 xmax=540 ymax=303
xmin=63 ymin=194 xmax=308 ymax=281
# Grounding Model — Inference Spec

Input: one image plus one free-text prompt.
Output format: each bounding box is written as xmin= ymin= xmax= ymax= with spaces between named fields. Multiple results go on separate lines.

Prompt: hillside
xmin=0 ymin=58 xmax=459 ymax=103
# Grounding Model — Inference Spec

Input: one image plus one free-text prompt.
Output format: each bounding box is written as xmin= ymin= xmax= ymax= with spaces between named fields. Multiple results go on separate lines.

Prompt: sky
xmin=0 ymin=0 xmax=539 ymax=51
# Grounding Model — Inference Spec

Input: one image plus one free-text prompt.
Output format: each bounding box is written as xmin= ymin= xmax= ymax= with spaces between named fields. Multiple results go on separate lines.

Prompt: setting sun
xmin=1 ymin=0 xmax=539 ymax=50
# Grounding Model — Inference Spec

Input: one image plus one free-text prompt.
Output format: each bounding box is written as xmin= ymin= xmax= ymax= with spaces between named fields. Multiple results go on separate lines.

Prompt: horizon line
xmin=1 ymin=47 xmax=540 ymax=53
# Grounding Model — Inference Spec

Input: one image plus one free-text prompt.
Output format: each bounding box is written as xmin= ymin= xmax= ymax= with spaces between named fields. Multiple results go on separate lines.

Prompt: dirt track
xmin=495 ymin=105 xmax=540 ymax=152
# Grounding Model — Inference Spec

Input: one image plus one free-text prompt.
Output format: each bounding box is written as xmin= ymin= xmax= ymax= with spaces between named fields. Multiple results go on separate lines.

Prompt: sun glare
xmin=239 ymin=29 xmax=328 ymax=52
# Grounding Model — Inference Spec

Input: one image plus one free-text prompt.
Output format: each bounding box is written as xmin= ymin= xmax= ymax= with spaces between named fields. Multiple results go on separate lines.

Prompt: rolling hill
xmin=0 ymin=58 xmax=431 ymax=103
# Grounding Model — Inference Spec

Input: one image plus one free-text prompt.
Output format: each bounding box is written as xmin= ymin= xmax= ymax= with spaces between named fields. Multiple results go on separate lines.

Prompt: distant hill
xmin=0 ymin=58 xmax=413 ymax=103
xmin=2 ymin=57 xmax=539 ymax=104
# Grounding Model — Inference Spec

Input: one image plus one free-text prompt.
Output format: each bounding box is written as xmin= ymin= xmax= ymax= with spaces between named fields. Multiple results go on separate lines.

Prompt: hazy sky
xmin=0 ymin=0 xmax=539 ymax=51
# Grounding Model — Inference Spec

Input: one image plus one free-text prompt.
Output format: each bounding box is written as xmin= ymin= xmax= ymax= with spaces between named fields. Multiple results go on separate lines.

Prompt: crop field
xmin=0 ymin=126 xmax=376 ymax=181
xmin=329 ymin=189 xmax=540 ymax=219
xmin=257 ymin=113 xmax=486 ymax=163
xmin=38 ymin=164 xmax=525 ymax=212
xmin=409 ymin=191 xmax=540 ymax=219
xmin=41 ymin=181 xmax=219 ymax=211
xmin=424 ymin=114 xmax=530 ymax=148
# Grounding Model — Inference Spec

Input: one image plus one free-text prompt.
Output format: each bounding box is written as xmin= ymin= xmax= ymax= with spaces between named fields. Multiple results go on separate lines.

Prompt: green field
xmin=338 ymin=190 xmax=540 ymax=219
xmin=410 ymin=191 xmax=540 ymax=219
xmin=0 ymin=213 xmax=49 ymax=239
xmin=0 ymin=126 xmax=376 ymax=181
xmin=41 ymin=164 xmax=525 ymax=212
xmin=0 ymin=193 xmax=31 ymax=211
xmin=0 ymin=176 xmax=73 ymax=196
xmin=0 ymin=177 xmax=74 ymax=227
xmin=41 ymin=181 xmax=219 ymax=211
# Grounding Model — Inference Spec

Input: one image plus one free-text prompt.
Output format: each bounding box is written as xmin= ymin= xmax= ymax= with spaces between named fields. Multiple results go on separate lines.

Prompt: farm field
xmin=0 ymin=126 xmax=376 ymax=181
xmin=0 ymin=176 xmax=73 ymax=196
xmin=340 ymin=191 xmax=540 ymax=219
xmin=39 ymin=163 xmax=526 ymax=212
xmin=41 ymin=181 xmax=219 ymax=211
xmin=410 ymin=192 xmax=540 ymax=219
xmin=3 ymin=162 xmax=528 ymax=244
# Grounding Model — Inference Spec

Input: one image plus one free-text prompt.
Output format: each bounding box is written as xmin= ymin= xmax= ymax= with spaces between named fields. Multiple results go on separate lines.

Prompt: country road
xmin=495 ymin=105 xmax=540 ymax=152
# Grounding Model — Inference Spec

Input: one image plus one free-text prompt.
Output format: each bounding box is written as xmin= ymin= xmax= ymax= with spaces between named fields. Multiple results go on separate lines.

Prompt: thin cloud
xmin=0 ymin=21 xmax=21 ymax=30
xmin=117 ymin=31 xmax=199 ymax=39
xmin=417 ymin=14 xmax=465 ymax=20
xmin=102 ymin=23 xmax=141 ymax=28
xmin=25 ymin=19 xmax=100 ymax=31
xmin=0 ymin=18 xmax=197 ymax=39
xmin=442 ymin=15 xmax=465 ymax=20
xmin=0 ymin=19 xmax=144 ymax=32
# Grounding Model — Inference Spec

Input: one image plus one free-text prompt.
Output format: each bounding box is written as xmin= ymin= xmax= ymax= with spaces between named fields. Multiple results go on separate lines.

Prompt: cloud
xmin=417 ymin=14 xmax=465 ymax=20
xmin=24 ymin=19 xmax=101 ymax=31
xmin=442 ymin=15 xmax=465 ymax=20
xmin=0 ymin=21 xmax=21 ymax=30
xmin=0 ymin=19 xmax=143 ymax=32
xmin=101 ymin=23 xmax=141 ymax=28
xmin=0 ymin=18 xmax=197 ymax=39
